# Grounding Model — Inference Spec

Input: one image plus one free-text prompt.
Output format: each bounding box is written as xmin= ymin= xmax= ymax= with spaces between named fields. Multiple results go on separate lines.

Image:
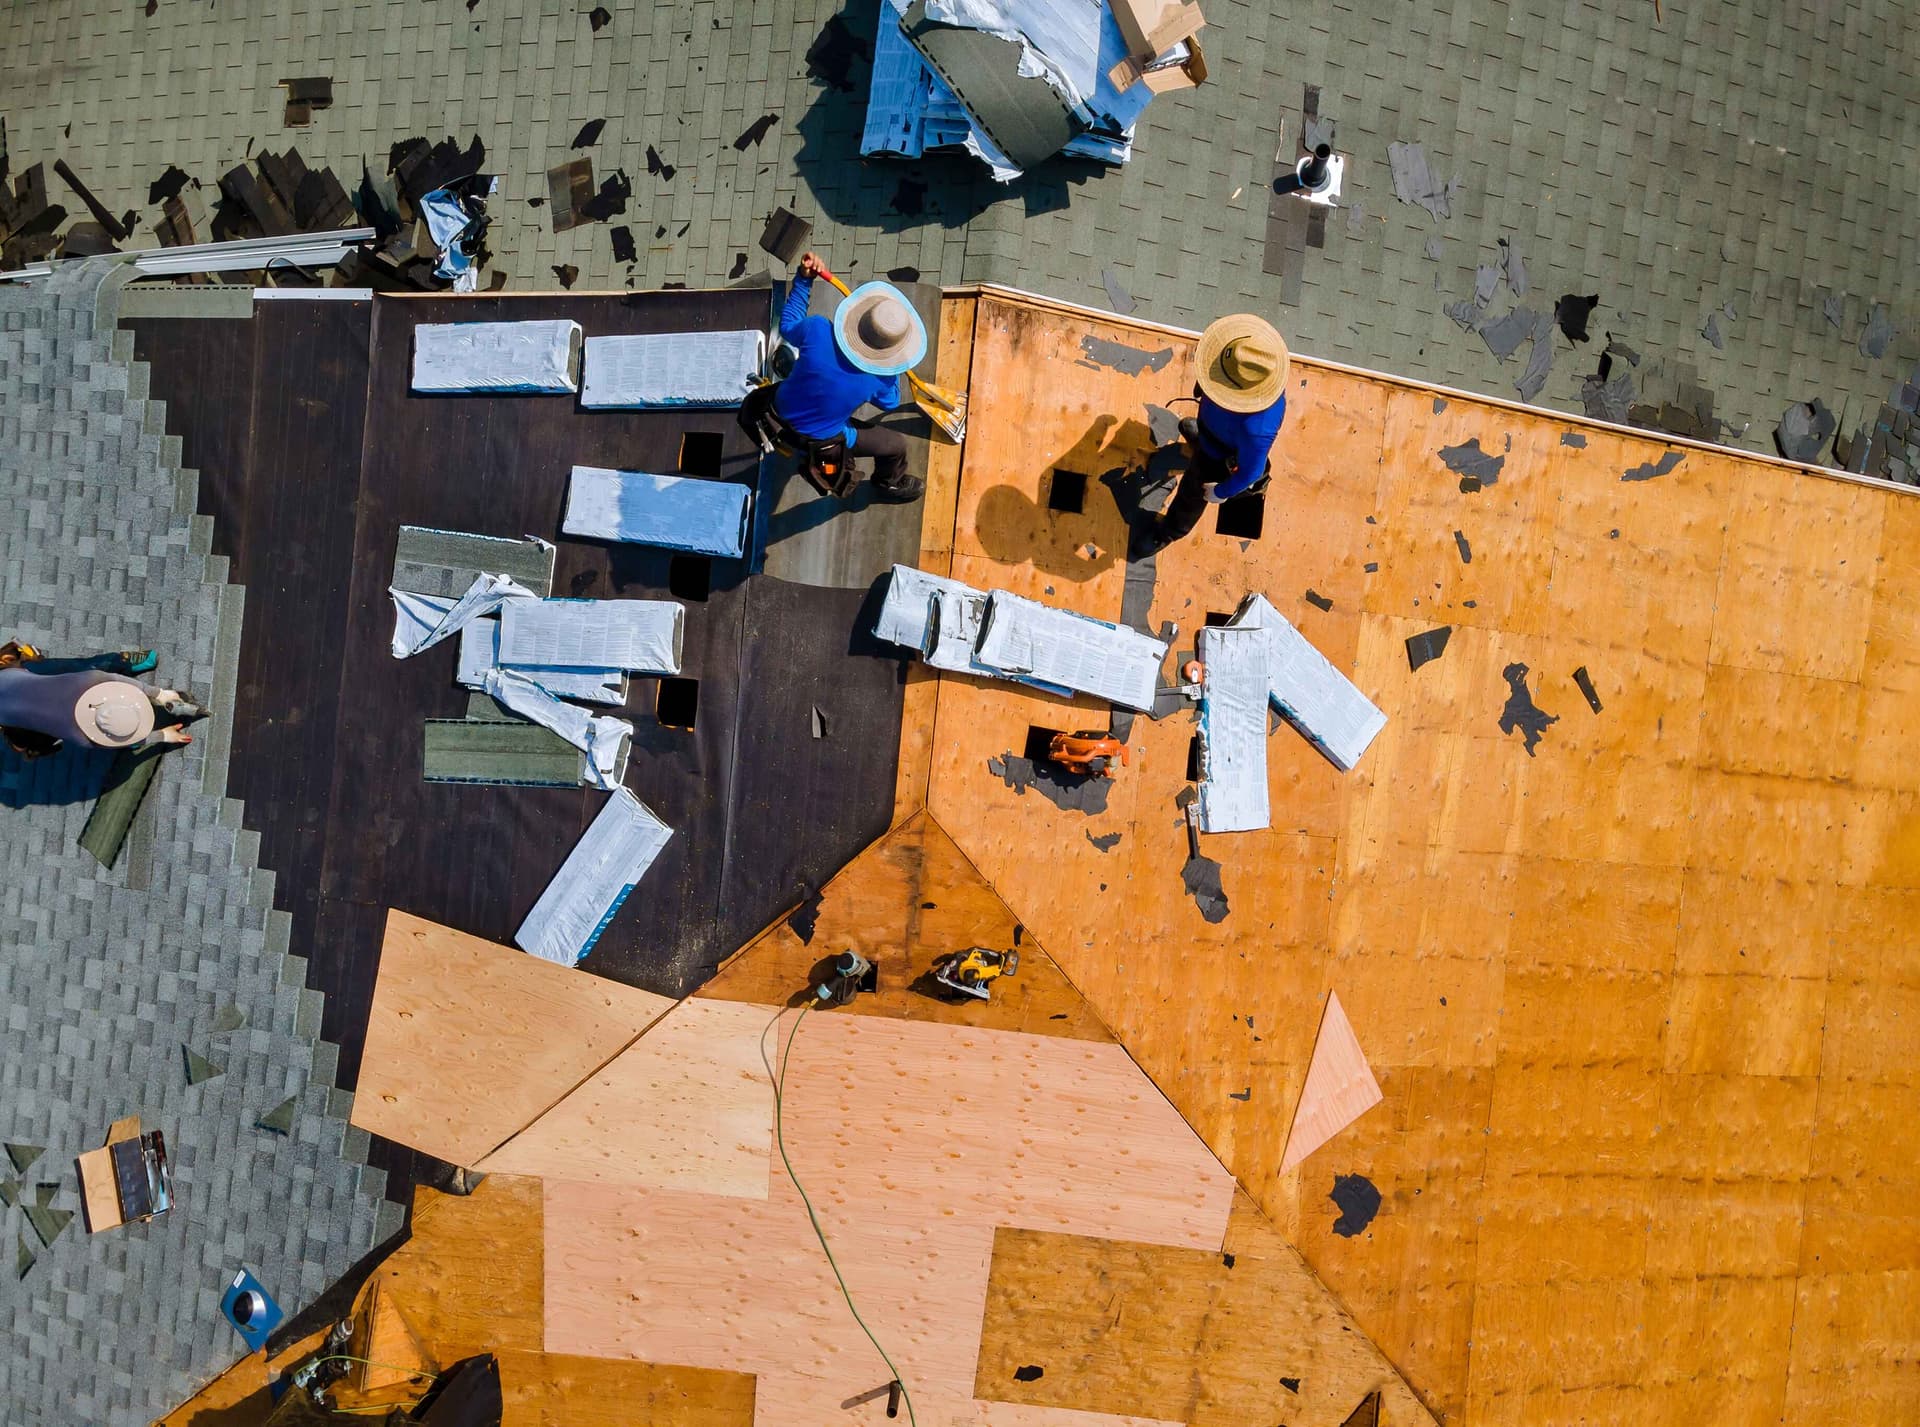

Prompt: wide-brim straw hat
xmin=1195 ymin=313 xmax=1290 ymax=413
xmin=75 ymin=680 xmax=153 ymax=748
xmin=833 ymin=282 xmax=928 ymax=376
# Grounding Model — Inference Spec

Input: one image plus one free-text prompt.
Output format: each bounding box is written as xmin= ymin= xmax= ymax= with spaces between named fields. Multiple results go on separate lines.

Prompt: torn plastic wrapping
xmin=410 ymin=319 xmax=583 ymax=394
xmin=480 ymin=667 xmax=632 ymax=791
xmin=456 ymin=617 xmax=629 ymax=705
xmin=388 ymin=574 xmax=543 ymax=657
xmin=419 ymin=186 xmax=485 ymax=292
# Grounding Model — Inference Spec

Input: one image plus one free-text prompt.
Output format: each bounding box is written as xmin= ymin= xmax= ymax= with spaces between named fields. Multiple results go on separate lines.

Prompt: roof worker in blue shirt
xmin=773 ymin=252 xmax=928 ymax=502
xmin=1134 ymin=313 xmax=1289 ymax=556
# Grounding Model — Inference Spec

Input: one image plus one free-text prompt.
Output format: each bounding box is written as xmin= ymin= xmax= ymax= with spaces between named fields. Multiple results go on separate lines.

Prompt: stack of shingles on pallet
xmin=336 ymin=135 xmax=495 ymax=292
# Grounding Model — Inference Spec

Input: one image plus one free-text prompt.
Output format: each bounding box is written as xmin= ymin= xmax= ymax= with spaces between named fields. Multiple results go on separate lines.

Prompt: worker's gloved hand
xmin=1203 ymin=482 xmax=1226 ymax=503
xmin=796 ymin=251 xmax=823 ymax=280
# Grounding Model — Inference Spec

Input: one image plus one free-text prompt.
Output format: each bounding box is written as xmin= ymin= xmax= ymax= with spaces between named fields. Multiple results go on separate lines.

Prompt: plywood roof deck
xmin=913 ymin=289 xmax=1920 ymax=1423
xmin=163 ymin=287 xmax=1920 ymax=1426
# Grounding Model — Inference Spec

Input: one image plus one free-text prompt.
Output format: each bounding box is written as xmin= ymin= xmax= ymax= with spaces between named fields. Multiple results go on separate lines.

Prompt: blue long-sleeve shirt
xmin=1196 ymin=391 xmax=1287 ymax=498
xmin=773 ymin=276 xmax=902 ymax=442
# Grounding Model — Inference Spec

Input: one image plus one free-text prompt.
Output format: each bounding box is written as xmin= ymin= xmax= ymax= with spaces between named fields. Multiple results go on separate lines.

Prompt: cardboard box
xmin=77 ymin=1116 xmax=172 ymax=1234
xmin=1108 ymin=0 xmax=1207 ymax=92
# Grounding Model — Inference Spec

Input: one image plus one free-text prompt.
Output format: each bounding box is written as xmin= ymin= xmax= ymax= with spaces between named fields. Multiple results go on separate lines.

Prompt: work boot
xmin=1177 ymin=417 xmax=1200 ymax=445
xmin=122 ymin=649 xmax=159 ymax=674
xmin=871 ymin=474 xmax=925 ymax=504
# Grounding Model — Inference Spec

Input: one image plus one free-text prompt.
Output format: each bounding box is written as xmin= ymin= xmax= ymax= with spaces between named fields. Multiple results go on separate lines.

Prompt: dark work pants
xmin=1159 ymin=445 xmax=1232 ymax=541
xmin=850 ymin=422 xmax=910 ymax=489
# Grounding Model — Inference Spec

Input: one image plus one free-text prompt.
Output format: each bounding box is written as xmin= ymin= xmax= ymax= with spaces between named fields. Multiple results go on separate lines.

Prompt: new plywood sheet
xmin=1280 ymin=991 xmax=1383 ymax=1173
xmin=477 ymin=998 xmax=776 ymax=1196
xmin=352 ymin=910 xmax=674 ymax=1166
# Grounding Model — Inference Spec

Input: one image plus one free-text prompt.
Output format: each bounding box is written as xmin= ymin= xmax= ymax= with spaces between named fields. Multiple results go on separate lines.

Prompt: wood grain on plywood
xmin=496 ymin=1352 xmax=754 ymax=1427
xmin=352 ymin=910 xmax=673 ymax=1166
xmin=973 ymin=1211 xmax=1436 ymax=1427
xmin=367 ymin=1175 xmax=546 ymax=1362
xmin=698 ymin=812 xmax=1114 ymax=1043
xmin=476 ymin=998 xmax=775 ymax=1196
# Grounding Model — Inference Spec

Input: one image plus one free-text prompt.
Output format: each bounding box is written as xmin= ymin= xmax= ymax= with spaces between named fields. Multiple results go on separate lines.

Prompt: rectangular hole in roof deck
xmin=1186 ymin=733 xmax=1202 ymax=782
xmin=668 ymin=554 xmax=711 ymax=602
xmin=679 ymin=431 xmax=725 ymax=478
xmin=657 ymin=676 xmax=699 ymax=729
xmin=1203 ymin=610 xmax=1235 ymax=627
xmin=1047 ymin=468 xmax=1087 ymax=514
xmin=1215 ymin=487 xmax=1265 ymax=540
xmin=1022 ymin=724 xmax=1066 ymax=764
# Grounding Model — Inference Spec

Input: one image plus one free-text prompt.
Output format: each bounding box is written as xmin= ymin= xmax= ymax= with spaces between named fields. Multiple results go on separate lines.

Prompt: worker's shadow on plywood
xmin=971 ymin=416 xmax=1164 ymax=580
xmin=788 ymin=11 xmax=1104 ymax=235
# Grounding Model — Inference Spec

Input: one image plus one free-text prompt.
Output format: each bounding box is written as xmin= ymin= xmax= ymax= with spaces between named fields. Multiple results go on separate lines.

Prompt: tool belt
xmin=737 ymin=381 xmax=858 ymax=499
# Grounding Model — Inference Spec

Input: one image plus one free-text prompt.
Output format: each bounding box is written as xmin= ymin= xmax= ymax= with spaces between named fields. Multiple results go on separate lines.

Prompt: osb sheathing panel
xmin=916 ymin=293 xmax=1920 ymax=1421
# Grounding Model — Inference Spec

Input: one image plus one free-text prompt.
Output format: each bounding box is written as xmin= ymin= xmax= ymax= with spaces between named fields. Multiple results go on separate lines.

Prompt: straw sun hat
xmin=1195 ymin=313 xmax=1290 ymax=413
xmin=832 ymin=282 xmax=928 ymax=376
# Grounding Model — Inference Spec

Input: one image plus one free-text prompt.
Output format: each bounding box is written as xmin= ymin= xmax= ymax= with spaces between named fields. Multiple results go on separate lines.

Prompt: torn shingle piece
xmin=1231 ymin=594 xmax=1385 ymax=771
xmin=1473 ymin=264 xmax=1500 ymax=306
xmin=1406 ymin=626 xmax=1451 ymax=671
xmin=1101 ymin=268 xmax=1136 ymax=315
xmin=1479 ymin=306 xmax=1538 ymax=362
xmin=1516 ymin=312 xmax=1555 ymax=402
xmin=1702 ymin=312 xmax=1724 ymax=350
xmin=1386 ymin=140 xmax=1455 ymax=220
xmin=515 ymin=788 xmax=673 ymax=966
xmin=1498 ymin=237 xmax=1527 ymax=297
xmin=1860 ymin=303 xmax=1897 ymax=358
xmin=1555 ymin=293 xmax=1599 ymax=342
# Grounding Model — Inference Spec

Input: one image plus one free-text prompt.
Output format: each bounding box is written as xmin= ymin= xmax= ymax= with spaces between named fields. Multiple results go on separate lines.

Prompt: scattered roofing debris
xmin=1086 ymin=830 xmax=1120 ymax=851
xmin=759 ymin=205 xmax=812 ymax=264
xmin=1821 ymin=292 xmax=1844 ymax=329
xmin=1077 ymin=333 xmax=1173 ymax=375
xmin=1701 ymin=310 xmax=1725 ymax=350
xmin=0 ymin=159 xmax=69 ymax=267
xmin=418 ymin=183 xmax=492 ymax=290
xmin=146 ymin=163 xmax=193 ymax=207
xmin=1515 ymin=311 xmax=1555 ymax=401
xmin=587 ymin=4 xmax=611 ymax=30
xmin=1101 ymin=266 xmax=1136 ymax=315
xmin=1622 ymin=450 xmax=1684 ymax=483
xmin=1476 ymin=305 xmax=1535 ymax=361
xmin=548 ymin=157 xmax=594 ymax=230
xmin=1555 ymin=292 xmax=1599 ymax=342
xmin=1578 ymin=338 xmax=1638 ymax=423
xmin=644 ymin=145 xmax=675 ymax=181
xmin=1497 ymin=236 xmax=1526 ymax=296
xmin=583 ymin=167 xmax=633 ymax=219
xmin=1405 ymin=625 xmax=1451 ymax=671
xmin=1497 ymin=661 xmax=1557 ymax=755
xmin=1329 ymin=1173 xmax=1382 ymax=1237
xmin=863 ymin=0 xmax=1193 ymax=180
xmin=53 ymin=159 xmax=130 ymax=241
xmin=572 ymin=118 xmax=606 ymax=149
xmin=1181 ymin=843 xmax=1230 ymax=922
xmin=1304 ymin=589 xmax=1333 ymax=612
xmin=1774 ymin=398 xmax=1837 ymax=464
xmin=1386 ymin=140 xmax=1458 ymax=220
xmin=733 ymin=113 xmax=780 ymax=150
xmin=610 ymin=225 xmax=636 ymax=262
xmin=1836 ymin=361 xmax=1920 ymax=485
xmin=1281 ymin=991 xmax=1381 ymax=1172
xmin=1572 ymin=665 xmax=1603 ymax=713
xmin=1452 ymin=529 xmax=1472 ymax=563
xmin=1438 ymin=437 xmax=1503 ymax=490
xmin=1860 ymin=302 xmax=1897 ymax=359
xmin=279 ymin=76 xmax=333 ymax=126
xmin=552 ymin=262 xmax=578 ymax=288
xmin=1559 ymin=430 xmax=1586 ymax=448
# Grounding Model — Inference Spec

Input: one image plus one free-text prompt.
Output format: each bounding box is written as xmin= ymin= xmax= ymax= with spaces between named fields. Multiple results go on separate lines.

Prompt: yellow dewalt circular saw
xmin=932 ymin=946 xmax=1020 ymax=1001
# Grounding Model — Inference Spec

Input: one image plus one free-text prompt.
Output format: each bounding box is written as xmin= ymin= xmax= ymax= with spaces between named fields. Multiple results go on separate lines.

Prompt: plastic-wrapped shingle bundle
xmin=862 ymin=0 xmax=1153 ymax=179
xmin=410 ymin=320 xmax=583 ymax=394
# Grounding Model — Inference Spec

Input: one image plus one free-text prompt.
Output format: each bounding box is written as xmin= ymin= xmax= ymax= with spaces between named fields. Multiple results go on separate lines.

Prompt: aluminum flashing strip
xmin=496 ymin=598 xmax=684 ymax=674
xmin=410 ymin=319 xmax=582 ymax=394
xmin=0 ymin=227 xmax=377 ymax=282
xmin=580 ymin=330 xmax=765 ymax=408
xmin=974 ymin=590 xmax=1166 ymax=711
xmin=562 ymin=466 xmax=753 ymax=558
xmin=1195 ymin=622 xmax=1271 ymax=832
xmin=1232 ymin=594 xmax=1386 ymax=771
xmin=515 ymin=788 xmax=674 ymax=965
